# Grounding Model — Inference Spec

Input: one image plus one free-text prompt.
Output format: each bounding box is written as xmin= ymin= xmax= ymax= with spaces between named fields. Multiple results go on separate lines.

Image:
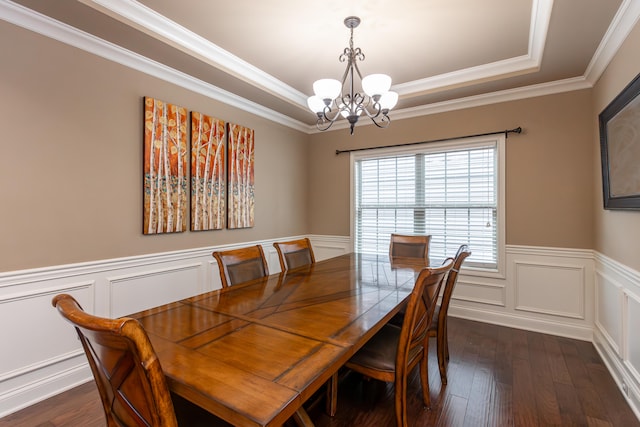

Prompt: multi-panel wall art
xmin=191 ymin=112 xmax=226 ymax=230
xmin=227 ymin=123 xmax=255 ymax=229
xmin=143 ymin=97 xmax=188 ymax=234
xmin=143 ymin=97 xmax=255 ymax=234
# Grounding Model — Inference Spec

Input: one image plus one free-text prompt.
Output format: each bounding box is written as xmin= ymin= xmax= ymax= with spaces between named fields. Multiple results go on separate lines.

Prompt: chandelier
xmin=307 ymin=16 xmax=398 ymax=135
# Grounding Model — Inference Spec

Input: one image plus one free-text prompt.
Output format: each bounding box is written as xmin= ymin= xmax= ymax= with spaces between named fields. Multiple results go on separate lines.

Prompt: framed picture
xmin=599 ymin=71 xmax=640 ymax=210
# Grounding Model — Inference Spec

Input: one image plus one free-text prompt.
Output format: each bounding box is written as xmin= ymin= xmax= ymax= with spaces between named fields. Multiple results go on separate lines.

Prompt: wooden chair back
xmin=343 ymin=259 xmax=453 ymax=427
xmin=212 ymin=245 xmax=269 ymax=288
xmin=52 ymin=294 xmax=178 ymax=427
xmin=438 ymin=244 xmax=471 ymax=326
xmin=430 ymin=244 xmax=472 ymax=384
xmin=389 ymin=233 xmax=431 ymax=263
xmin=397 ymin=259 xmax=452 ymax=380
xmin=273 ymin=238 xmax=316 ymax=271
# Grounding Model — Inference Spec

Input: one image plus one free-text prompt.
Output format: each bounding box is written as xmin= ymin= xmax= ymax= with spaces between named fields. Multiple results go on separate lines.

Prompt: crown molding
xmin=584 ymin=0 xmax=640 ymax=85
xmin=79 ymin=0 xmax=554 ymax=110
xmin=77 ymin=0 xmax=309 ymax=108
xmin=310 ymin=76 xmax=592 ymax=133
xmin=2 ymin=0 xmax=639 ymax=135
xmin=0 ymin=0 xmax=309 ymax=133
xmin=392 ymin=54 xmax=539 ymax=97
xmin=394 ymin=77 xmax=592 ymax=119
xmin=394 ymin=0 xmax=552 ymax=96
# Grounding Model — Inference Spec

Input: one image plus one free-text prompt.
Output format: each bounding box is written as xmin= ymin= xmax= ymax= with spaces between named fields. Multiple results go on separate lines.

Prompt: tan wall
xmin=308 ymin=90 xmax=595 ymax=249
xmin=0 ymin=22 xmax=309 ymax=271
xmin=592 ymin=21 xmax=640 ymax=271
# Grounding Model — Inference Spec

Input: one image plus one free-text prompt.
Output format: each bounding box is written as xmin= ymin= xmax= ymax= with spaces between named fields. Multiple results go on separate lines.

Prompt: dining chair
xmin=337 ymin=259 xmax=454 ymax=427
xmin=428 ymin=244 xmax=471 ymax=384
xmin=273 ymin=237 xmax=316 ymax=272
xmin=51 ymin=294 xmax=225 ymax=427
xmin=212 ymin=244 xmax=269 ymax=288
xmin=389 ymin=233 xmax=431 ymax=263
xmin=388 ymin=233 xmax=431 ymax=327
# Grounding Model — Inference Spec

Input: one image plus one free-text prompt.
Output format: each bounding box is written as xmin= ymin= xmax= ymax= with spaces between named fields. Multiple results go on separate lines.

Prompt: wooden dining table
xmin=129 ymin=252 xmax=427 ymax=427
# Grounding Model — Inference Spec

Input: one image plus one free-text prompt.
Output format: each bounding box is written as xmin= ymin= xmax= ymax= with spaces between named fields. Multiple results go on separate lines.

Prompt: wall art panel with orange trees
xmin=227 ymin=123 xmax=255 ymax=229
xmin=191 ymin=111 xmax=225 ymax=231
xmin=143 ymin=97 xmax=188 ymax=234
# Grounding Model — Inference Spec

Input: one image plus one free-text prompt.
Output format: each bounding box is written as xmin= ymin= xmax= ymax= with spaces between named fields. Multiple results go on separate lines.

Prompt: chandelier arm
xmin=322 ymin=104 xmax=343 ymax=123
xmin=360 ymin=100 xmax=382 ymax=119
xmin=316 ymin=119 xmax=335 ymax=132
xmin=369 ymin=113 xmax=391 ymax=129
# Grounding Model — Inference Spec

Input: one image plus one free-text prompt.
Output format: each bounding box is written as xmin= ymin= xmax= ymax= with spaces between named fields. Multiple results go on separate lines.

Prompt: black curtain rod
xmin=335 ymin=126 xmax=522 ymax=155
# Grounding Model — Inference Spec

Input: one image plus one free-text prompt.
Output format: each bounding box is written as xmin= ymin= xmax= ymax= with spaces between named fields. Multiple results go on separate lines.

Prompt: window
xmin=352 ymin=135 xmax=505 ymax=273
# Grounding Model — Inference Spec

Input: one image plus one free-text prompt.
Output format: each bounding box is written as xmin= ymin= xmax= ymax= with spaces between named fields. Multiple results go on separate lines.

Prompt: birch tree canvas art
xmin=191 ymin=111 xmax=225 ymax=231
xmin=227 ymin=123 xmax=255 ymax=229
xmin=143 ymin=97 xmax=188 ymax=234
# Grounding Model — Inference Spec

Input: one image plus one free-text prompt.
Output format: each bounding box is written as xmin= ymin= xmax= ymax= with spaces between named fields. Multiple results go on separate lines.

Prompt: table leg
xmin=325 ymin=372 xmax=338 ymax=416
xmin=292 ymin=407 xmax=314 ymax=427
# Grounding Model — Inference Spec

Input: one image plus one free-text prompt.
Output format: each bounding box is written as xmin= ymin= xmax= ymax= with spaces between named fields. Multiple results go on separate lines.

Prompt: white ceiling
xmin=5 ymin=0 xmax=640 ymax=132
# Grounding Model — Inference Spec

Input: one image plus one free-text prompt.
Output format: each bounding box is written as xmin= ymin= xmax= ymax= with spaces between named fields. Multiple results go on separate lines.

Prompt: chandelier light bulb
xmin=313 ymin=79 xmax=342 ymax=101
xmin=362 ymin=74 xmax=392 ymax=97
xmin=379 ymin=91 xmax=399 ymax=111
xmin=307 ymin=96 xmax=325 ymax=113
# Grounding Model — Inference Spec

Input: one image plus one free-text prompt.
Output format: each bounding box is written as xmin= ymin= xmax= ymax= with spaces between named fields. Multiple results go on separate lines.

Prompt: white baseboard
xmin=0 ymin=359 xmax=91 ymax=417
xmin=594 ymin=326 xmax=640 ymax=421
xmin=449 ymin=305 xmax=594 ymax=341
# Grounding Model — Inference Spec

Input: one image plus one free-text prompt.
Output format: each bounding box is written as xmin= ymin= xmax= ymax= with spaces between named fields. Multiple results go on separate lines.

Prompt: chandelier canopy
xmin=307 ymin=16 xmax=398 ymax=135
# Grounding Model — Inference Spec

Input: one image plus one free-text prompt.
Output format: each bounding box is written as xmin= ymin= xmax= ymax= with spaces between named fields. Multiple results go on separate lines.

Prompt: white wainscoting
xmin=593 ymin=252 xmax=640 ymax=420
xmin=1 ymin=238 xmax=639 ymax=421
xmin=0 ymin=235 xmax=350 ymax=418
xmin=450 ymin=245 xmax=595 ymax=341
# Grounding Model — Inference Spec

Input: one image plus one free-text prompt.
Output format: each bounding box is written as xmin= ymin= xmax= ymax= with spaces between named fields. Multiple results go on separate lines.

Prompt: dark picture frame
xmin=599 ymin=71 xmax=640 ymax=210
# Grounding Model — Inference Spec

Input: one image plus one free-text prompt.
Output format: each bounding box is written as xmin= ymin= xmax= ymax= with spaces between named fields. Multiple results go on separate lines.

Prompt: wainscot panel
xmin=594 ymin=252 xmax=640 ymax=421
xmin=0 ymin=281 xmax=94 ymax=417
xmin=450 ymin=245 xmax=595 ymax=341
xmin=454 ymin=279 xmax=506 ymax=306
xmin=514 ymin=261 xmax=585 ymax=319
xmin=108 ymin=263 xmax=203 ymax=318
xmin=595 ymin=270 xmax=623 ymax=355
xmin=626 ymin=292 xmax=640 ymax=382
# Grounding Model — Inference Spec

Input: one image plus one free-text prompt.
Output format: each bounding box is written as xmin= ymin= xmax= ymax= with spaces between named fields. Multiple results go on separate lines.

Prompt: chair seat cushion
xmin=388 ymin=309 xmax=405 ymax=327
xmin=348 ymin=324 xmax=402 ymax=372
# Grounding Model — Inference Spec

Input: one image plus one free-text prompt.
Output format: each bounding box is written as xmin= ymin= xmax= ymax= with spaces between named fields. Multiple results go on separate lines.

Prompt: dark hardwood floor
xmin=2 ymin=318 xmax=638 ymax=427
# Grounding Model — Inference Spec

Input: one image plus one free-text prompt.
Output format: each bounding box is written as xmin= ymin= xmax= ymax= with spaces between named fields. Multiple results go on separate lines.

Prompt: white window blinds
xmin=354 ymin=138 xmax=501 ymax=270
